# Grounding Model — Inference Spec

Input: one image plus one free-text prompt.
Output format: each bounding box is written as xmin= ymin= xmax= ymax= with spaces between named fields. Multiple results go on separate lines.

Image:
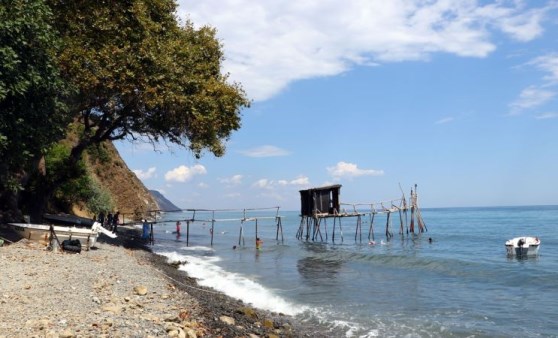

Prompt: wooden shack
xmin=299 ymin=184 xmax=341 ymax=216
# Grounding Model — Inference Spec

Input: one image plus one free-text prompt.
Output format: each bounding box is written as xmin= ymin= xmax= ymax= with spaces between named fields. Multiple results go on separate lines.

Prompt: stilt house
xmin=299 ymin=185 xmax=342 ymax=216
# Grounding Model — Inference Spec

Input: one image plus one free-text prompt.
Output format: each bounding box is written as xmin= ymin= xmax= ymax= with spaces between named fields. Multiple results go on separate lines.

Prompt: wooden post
xmin=210 ymin=211 xmax=215 ymax=246
xmin=332 ymin=216 xmax=337 ymax=242
xmin=368 ymin=212 xmax=375 ymax=241
xmin=410 ymin=188 xmax=415 ymax=233
xmin=398 ymin=208 xmax=404 ymax=235
xmin=296 ymin=217 xmax=304 ymax=239
xmin=323 ymin=218 xmax=328 ymax=242
xmin=355 ymin=215 xmax=362 ymax=243
xmin=386 ymin=212 xmax=392 ymax=239
xmin=276 ymin=217 xmax=284 ymax=243
xmin=339 ymin=217 xmax=344 ymax=243
xmin=186 ymin=220 xmax=190 ymax=247
xmin=210 ymin=220 xmax=215 ymax=246
xmin=238 ymin=220 xmax=244 ymax=246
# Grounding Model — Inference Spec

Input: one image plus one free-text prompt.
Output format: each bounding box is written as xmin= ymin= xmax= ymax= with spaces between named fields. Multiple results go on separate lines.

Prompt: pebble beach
xmin=0 ymin=226 xmax=308 ymax=338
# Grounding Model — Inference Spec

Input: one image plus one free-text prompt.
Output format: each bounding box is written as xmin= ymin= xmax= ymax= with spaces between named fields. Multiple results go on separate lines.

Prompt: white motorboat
xmin=7 ymin=221 xmax=116 ymax=251
xmin=505 ymin=236 xmax=540 ymax=256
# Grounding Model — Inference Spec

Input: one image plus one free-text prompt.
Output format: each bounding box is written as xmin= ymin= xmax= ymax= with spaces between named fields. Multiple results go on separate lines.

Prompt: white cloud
xmin=239 ymin=145 xmax=290 ymax=158
xmin=198 ymin=182 xmax=209 ymax=188
xmin=278 ymin=176 xmax=310 ymax=186
xmin=435 ymin=117 xmax=455 ymax=124
xmin=165 ymin=164 xmax=207 ymax=183
xmin=253 ymin=178 xmax=272 ymax=189
xmin=496 ymin=5 xmax=546 ymax=42
xmin=178 ymin=1 xmax=553 ymax=101
xmin=289 ymin=176 xmax=310 ymax=186
xmin=327 ymin=161 xmax=384 ymax=179
xmin=529 ymin=53 xmax=558 ymax=83
xmin=253 ymin=175 xmax=310 ymax=189
xmin=219 ymin=174 xmax=243 ymax=186
xmin=133 ymin=167 xmax=156 ymax=180
xmin=509 ymin=85 xmax=556 ymax=115
xmin=535 ymin=112 xmax=558 ymax=120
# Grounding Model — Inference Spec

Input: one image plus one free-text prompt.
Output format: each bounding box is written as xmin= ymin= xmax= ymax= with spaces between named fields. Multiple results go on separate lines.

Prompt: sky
xmin=116 ymin=0 xmax=558 ymax=211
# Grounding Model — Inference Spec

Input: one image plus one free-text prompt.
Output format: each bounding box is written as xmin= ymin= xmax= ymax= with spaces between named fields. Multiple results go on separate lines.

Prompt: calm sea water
xmin=148 ymin=206 xmax=558 ymax=337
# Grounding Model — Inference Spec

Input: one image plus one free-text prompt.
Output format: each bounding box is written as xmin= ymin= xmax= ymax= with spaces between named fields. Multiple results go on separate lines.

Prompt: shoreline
xmin=0 ymin=224 xmax=320 ymax=337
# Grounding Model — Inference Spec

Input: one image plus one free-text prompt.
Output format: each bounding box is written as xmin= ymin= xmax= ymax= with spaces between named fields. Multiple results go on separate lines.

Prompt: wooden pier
xmin=296 ymin=184 xmax=426 ymax=243
xmin=140 ymin=207 xmax=284 ymax=247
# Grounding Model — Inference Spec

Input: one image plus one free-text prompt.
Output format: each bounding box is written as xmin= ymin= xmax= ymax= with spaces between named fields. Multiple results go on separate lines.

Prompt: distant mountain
xmin=149 ymin=190 xmax=181 ymax=212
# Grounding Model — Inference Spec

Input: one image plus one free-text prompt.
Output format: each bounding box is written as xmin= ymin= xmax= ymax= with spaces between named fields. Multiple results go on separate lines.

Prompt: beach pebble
xmin=134 ymin=285 xmax=148 ymax=296
xmin=219 ymin=315 xmax=235 ymax=325
xmin=58 ymin=329 xmax=75 ymax=338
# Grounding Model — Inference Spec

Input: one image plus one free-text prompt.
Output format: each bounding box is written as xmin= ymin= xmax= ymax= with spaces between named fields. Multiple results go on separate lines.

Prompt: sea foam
xmin=158 ymin=251 xmax=306 ymax=316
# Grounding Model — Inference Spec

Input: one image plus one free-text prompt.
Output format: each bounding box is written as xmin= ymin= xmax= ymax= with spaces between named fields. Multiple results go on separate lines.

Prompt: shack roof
xmin=299 ymin=184 xmax=342 ymax=193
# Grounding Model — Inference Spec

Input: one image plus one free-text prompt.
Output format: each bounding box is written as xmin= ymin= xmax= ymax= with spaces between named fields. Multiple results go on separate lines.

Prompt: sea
xmin=146 ymin=205 xmax=558 ymax=337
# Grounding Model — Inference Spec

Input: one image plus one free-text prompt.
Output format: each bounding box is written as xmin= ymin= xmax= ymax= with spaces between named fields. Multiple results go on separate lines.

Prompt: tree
xmin=0 ymin=0 xmax=69 ymax=221
xmin=26 ymin=0 xmax=249 ymax=219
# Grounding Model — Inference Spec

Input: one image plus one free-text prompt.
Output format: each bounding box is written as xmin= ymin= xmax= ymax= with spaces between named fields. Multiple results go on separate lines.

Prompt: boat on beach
xmin=42 ymin=213 xmax=96 ymax=228
xmin=505 ymin=236 xmax=540 ymax=256
xmin=6 ymin=221 xmax=116 ymax=250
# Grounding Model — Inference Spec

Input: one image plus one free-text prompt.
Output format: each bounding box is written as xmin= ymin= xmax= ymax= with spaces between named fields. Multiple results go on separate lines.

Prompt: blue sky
xmin=116 ymin=0 xmax=558 ymax=210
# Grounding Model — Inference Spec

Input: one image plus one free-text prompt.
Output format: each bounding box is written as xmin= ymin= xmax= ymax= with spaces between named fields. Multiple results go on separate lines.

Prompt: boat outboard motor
xmin=517 ymin=238 xmax=526 ymax=257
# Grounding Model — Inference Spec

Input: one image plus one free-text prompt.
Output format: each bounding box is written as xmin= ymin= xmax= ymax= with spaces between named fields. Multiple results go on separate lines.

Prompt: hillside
xmin=84 ymin=141 xmax=159 ymax=221
xmin=150 ymin=190 xmax=181 ymax=212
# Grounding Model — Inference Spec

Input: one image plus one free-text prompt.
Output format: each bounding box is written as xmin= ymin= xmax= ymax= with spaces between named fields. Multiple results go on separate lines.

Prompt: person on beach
xmin=112 ymin=211 xmax=120 ymax=233
xmin=98 ymin=211 xmax=105 ymax=226
xmin=256 ymin=237 xmax=263 ymax=250
xmin=142 ymin=219 xmax=150 ymax=240
xmin=107 ymin=212 xmax=113 ymax=229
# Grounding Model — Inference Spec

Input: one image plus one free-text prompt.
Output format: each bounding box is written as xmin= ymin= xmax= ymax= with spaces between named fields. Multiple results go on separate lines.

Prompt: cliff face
xmin=85 ymin=142 xmax=159 ymax=221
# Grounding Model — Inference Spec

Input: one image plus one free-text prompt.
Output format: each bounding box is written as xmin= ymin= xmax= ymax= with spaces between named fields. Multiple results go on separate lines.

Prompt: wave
xmin=157 ymin=250 xmax=307 ymax=316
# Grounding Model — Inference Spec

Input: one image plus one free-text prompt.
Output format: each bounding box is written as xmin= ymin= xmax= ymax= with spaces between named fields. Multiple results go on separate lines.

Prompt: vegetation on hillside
xmin=0 ymin=0 xmax=249 ymax=222
xmin=0 ymin=0 xmax=70 ymax=220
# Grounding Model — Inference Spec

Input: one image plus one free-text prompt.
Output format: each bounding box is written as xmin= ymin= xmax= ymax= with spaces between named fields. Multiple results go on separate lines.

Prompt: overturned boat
xmin=7 ymin=222 xmax=116 ymax=251
xmin=505 ymin=236 xmax=540 ymax=256
xmin=42 ymin=213 xmax=96 ymax=228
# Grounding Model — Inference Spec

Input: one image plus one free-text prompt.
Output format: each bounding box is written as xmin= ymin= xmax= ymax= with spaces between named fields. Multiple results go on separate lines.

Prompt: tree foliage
xmin=0 ymin=0 xmax=70 ymax=222
xmin=48 ymin=0 xmax=250 ymax=159
xmin=0 ymin=0 xmax=69 ymax=193
xmin=2 ymin=0 xmax=249 ymax=220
